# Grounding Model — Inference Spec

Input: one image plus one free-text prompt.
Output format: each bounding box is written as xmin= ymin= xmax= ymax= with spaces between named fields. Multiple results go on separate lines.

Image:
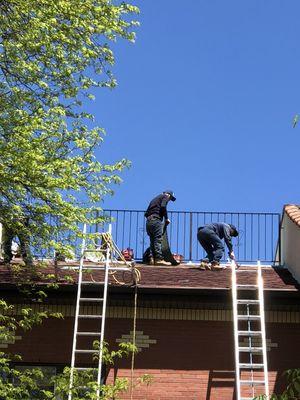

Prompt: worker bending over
xmin=144 ymin=190 xmax=176 ymax=266
xmin=197 ymin=222 xmax=238 ymax=270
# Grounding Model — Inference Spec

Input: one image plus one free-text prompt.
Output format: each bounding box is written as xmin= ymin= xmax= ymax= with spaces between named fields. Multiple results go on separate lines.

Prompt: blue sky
xmin=90 ymin=1 xmax=300 ymax=213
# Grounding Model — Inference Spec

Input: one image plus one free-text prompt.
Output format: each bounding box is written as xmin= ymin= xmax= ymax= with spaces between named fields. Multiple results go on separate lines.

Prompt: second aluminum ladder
xmin=68 ymin=224 xmax=131 ymax=400
xmin=231 ymin=260 xmax=269 ymax=400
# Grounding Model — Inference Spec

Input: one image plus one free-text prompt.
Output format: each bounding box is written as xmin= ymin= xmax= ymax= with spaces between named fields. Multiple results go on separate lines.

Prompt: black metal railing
xmin=99 ymin=210 xmax=281 ymax=264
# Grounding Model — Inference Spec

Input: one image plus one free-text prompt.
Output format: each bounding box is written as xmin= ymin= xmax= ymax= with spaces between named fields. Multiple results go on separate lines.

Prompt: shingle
xmin=0 ymin=262 xmax=298 ymax=291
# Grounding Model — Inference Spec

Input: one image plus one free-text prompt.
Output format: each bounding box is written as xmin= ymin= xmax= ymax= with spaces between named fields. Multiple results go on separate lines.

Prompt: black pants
xmin=146 ymin=218 xmax=163 ymax=260
xmin=197 ymin=227 xmax=224 ymax=262
xmin=2 ymin=226 xmax=32 ymax=264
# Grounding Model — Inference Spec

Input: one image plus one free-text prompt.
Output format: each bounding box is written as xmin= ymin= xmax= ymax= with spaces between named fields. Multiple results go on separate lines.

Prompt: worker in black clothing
xmin=197 ymin=222 xmax=238 ymax=270
xmin=1 ymin=217 xmax=32 ymax=266
xmin=145 ymin=190 xmax=176 ymax=266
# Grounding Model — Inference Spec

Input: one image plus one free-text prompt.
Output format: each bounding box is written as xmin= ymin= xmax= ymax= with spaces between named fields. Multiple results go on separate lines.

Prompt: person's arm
xmin=160 ymin=196 xmax=169 ymax=222
xmin=223 ymin=224 xmax=233 ymax=255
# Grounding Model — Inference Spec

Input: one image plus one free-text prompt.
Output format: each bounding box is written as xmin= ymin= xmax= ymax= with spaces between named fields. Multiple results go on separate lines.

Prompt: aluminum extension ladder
xmin=68 ymin=224 xmax=129 ymax=400
xmin=231 ymin=260 xmax=269 ymax=400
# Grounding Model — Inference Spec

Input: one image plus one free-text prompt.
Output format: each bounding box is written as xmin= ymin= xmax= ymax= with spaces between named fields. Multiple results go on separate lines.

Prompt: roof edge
xmin=284 ymin=204 xmax=300 ymax=227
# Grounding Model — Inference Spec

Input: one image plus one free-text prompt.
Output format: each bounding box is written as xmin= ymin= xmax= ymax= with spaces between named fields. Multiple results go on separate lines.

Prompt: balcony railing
xmin=99 ymin=210 xmax=281 ymax=264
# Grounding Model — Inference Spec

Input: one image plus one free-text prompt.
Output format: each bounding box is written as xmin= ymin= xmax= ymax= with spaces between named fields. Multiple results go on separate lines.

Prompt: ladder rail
xmin=96 ymin=224 xmax=112 ymax=398
xmin=246 ymin=303 xmax=255 ymax=399
xmin=232 ymin=259 xmax=270 ymax=400
xmin=68 ymin=223 xmax=87 ymax=400
xmin=257 ymin=260 xmax=270 ymax=398
xmin=231 ymin=259 xmax=241 ymax=400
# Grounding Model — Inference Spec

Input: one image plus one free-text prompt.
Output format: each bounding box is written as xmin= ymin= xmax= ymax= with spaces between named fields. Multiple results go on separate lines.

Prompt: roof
xmin=0 ymin=262 xmax=299 ymax=293
xmin=131 ymin=265 xmax=299 ymax=291
xmin=285 ymin=204 xmax=300 ymax=227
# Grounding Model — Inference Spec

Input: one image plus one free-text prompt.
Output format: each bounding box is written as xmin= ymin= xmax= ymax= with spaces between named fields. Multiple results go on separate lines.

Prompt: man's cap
xmin=229 ymin=224 xmax=239 ymax=237
xmin=164 ymin=190 xmax=176 ymax=201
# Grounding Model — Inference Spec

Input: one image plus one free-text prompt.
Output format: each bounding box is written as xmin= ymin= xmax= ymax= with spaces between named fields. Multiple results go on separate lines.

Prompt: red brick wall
xmin=8 ymin=317 xmax=300 ymax=399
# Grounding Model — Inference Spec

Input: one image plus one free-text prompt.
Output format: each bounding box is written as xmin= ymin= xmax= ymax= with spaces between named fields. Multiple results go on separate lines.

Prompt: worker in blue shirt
xmin=197 ymin=222 xmax=238 ymax=270
xmin=144 ymin=190 xmax=176 ymax=266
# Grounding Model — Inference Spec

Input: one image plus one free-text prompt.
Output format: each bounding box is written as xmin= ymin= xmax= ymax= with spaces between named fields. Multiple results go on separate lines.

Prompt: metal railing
xmin=99 ymin=210 xmax=281 ymax=264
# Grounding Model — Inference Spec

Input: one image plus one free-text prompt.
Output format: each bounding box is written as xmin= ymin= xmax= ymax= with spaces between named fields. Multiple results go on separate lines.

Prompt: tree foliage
xmin=0 ymin=1 xmax=141 ymax=398
xmin=254 ymin=369 xmax=300 ymax=400
xmin=0 ymin=342 xmax=139 ymax=399
xmin=0 ymin=0 xmax=139 ymax=257
xmin=0 ymin=292 xmax=149 ymax=398
xmin=0 ymin=269 xmax=146 ymax=399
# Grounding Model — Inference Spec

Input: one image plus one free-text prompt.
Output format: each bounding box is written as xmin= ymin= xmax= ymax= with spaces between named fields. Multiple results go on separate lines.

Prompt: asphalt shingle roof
xmin=0 ymin=262 xmax=298 ymax=292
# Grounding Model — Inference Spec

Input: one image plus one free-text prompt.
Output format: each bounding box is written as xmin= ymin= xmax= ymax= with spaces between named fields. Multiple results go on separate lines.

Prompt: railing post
xmin=189 ymin=213 xmax=193 ymax=262
xmin=278 ymin=213 xmax=282 ymax=266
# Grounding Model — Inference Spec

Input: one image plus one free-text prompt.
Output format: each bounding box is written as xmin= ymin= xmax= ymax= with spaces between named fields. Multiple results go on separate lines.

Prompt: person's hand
xmin=229 ymin=251 xmax=235 ymax=260
xmin=165 ymin=219 xmax=171 ymax=225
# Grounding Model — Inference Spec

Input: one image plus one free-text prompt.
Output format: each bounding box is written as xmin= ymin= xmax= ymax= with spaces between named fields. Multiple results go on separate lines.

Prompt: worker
xmin=197 ymin=222 xmax=238 ymax=270
xmin=144 ymin=190 xmax=176 ymax=266
xmin=1 ymin=217 xmax=32 ymax=266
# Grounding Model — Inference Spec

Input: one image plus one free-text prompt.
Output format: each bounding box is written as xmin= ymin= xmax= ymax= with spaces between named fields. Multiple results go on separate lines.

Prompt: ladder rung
xmin=77 ymin=332 xmax=101 ymax=336
xmin=236 ymin=269 xmax=258 ymax=272
xmin=237 ymin=315 xmax=260 ymax=320
xmin=75 ymin=367 xmax=96 ymax=371
xmin=84 ymin=249 xmax=105 ymax=253
xmin=108 ymin=266 xmax=133 ymax=271
xmin=239 ymin=347 xmax=263 ymax=353
xmin=238 ymin=330 xmax=262 ymax=336
xmin=237 ymin=300 xmax=259 ymax=304
xmin=78 ymin=314 xmax=102 ymax=319
xmin=240 ymin=380 xmax=265 ymax=386
xmin=75 ymin=349 xmax=95 ymax=354
xmin=241 ymin=398 xmax=255 ymax=400
xmin=239 ymin=363 xmax=264 ymax=369
xmin=80 ymin=298 xmax=103 ymax=302
xmin=79 ymin=266 xmax=131 ymax=274
xmin=81 ymin=265 xmax=133 ymax=271
xmin=81 ymin=281 xmax=104 ymax=285
xmin=236 ymin=284 xmax=258 ymax=289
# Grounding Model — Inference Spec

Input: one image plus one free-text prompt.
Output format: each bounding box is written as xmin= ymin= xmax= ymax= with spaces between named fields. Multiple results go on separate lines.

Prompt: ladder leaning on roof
xmin=68 ymin=223 xmax=134 ymax=400
xmin=231 ymin=260 xmax=269 ymax=400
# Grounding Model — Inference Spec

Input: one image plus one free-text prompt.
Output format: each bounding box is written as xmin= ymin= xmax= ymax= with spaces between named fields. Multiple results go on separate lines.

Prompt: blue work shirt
xmin=199 ymin=222 xmax=233 ymax=252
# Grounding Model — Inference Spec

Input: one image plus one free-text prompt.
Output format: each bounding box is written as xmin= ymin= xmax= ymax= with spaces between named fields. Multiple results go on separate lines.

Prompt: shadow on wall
xmin=205 ymin=370 xmax=235 ymax=400
xmin=273 ymin=267 xmax=300 ymax=289
xmin=272 ymin=368 xmax=299 ymax=397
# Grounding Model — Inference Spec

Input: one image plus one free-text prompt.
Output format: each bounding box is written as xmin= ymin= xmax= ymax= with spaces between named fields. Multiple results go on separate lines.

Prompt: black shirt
xmin=144 ymin=194 xmax=170 ymax=221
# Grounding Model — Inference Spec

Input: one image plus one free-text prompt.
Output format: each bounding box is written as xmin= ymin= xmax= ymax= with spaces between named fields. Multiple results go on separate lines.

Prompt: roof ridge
xmin=285 ymin=204 xmax=300 ymax=226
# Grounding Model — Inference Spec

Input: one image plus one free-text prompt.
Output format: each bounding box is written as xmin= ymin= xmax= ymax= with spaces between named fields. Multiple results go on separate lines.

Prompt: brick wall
xmin=8 ymin=317 xmax=300 ymax=399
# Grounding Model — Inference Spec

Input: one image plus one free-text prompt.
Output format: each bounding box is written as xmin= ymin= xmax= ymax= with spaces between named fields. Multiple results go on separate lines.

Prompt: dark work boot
xmin=155 ymin=259 xmax=171 ymax=266
xmin=211 ymin=261 xmax=226 ymax=270
xmin=149 ymin=257 xmax=154 ymax=265
xmin=199 ymin=259 xmax=211 ymax=270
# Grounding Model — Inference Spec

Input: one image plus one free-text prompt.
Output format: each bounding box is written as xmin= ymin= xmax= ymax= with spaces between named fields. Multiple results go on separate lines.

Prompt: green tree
xmin=0 ymin=274 xmax=145 ymax=399
xmin=254 ymin=369 xmax=300 ymax=400
xmin=0 ymin=341 xmax=139 ymax=399
xmin=0 ymin=0 xmax=139 ymax=262
xmin=0 ymin=1 xmax=142 ymax=398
